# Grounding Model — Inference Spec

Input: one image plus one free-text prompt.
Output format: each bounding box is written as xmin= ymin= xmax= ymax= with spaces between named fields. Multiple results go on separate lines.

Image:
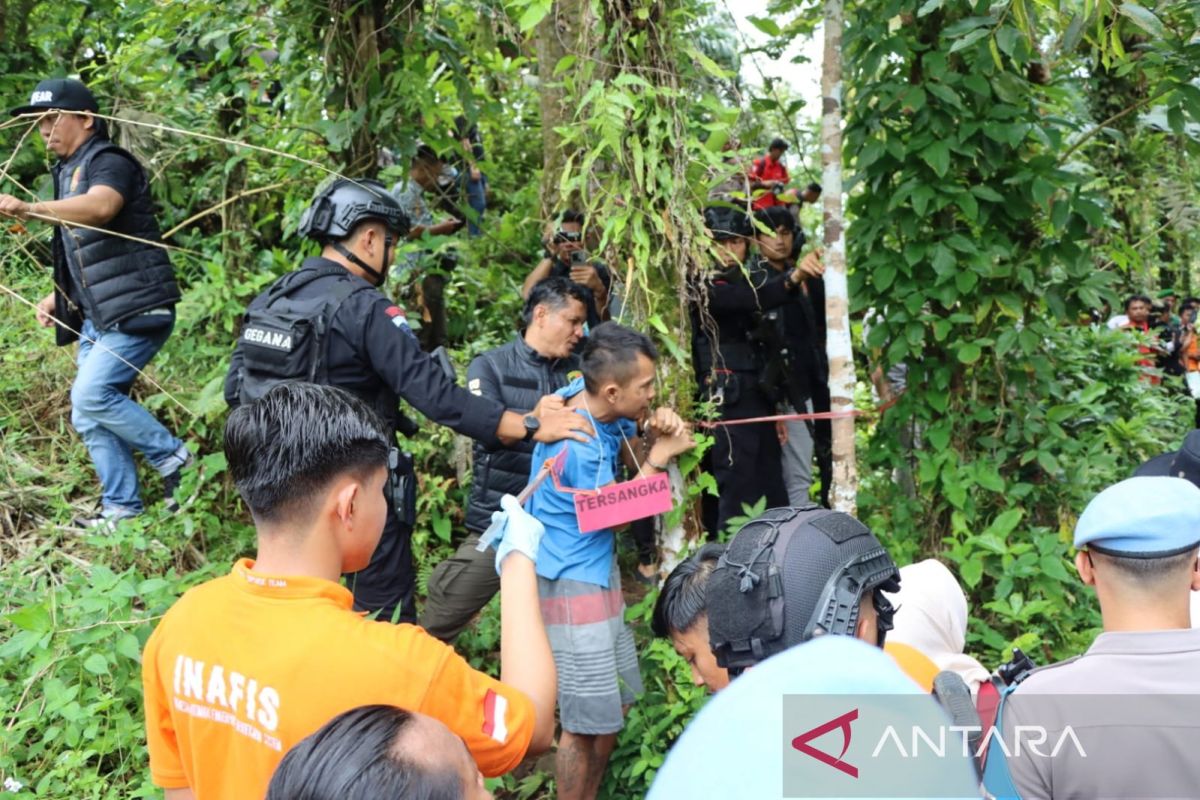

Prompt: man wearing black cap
xmin=1 ymin=78 xmax=189 ymax=528
xmin=1001 ymin=476 xmax=1200 ymax=799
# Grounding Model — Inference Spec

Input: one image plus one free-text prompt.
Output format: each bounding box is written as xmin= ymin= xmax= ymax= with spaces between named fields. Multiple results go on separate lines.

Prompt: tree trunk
xmin=535 ymin=0 xmax=589 ymax=217
xmin=820 ymin=0 xmax=858 ymax=514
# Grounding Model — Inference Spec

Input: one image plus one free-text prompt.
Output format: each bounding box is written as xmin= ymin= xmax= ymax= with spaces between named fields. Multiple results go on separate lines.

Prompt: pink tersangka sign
xmin=574 ymin=472 xmax=672 ymax=533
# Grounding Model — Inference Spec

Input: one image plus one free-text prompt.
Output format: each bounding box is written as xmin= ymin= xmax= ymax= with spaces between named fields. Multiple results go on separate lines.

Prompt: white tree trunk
xmin=820 ymin=0 xmax=859 ymax=514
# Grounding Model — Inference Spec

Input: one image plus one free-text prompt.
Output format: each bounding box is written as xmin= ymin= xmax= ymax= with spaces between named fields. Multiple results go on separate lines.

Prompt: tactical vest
xmin=235 ymin=267 xmax=372 ymax=405
xmin=52 ymin=135 xmax=179 ymax=338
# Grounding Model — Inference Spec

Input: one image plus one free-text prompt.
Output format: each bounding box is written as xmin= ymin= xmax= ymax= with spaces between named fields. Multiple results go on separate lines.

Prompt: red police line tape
xmin=697 ymin=391 xmax=904 ymax=428
xmin=698 ymin=409 xmax=860 ymax=428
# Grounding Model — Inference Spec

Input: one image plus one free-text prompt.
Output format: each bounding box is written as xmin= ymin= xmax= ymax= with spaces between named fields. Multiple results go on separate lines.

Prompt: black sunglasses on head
xmin=554 ymin=230 xmax=583 ymax=243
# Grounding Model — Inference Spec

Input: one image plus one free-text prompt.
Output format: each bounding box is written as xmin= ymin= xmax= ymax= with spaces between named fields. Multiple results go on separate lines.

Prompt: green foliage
xmin=2 ymin=0 xmax=1199 ymax=796
xmin=846 ymin=0 xmax=1195 ymax=666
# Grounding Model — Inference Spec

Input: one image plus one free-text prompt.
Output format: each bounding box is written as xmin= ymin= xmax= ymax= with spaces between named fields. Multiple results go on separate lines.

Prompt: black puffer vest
xmin=464 ymin=337 xmax=578 ymax=533
xmin=51 ymin=135 xmax=179 ymax=345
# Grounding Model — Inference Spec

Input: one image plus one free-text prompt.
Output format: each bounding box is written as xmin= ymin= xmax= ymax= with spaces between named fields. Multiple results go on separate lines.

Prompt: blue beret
xmin=1074 ymin=477 xmax=1200 ymax=556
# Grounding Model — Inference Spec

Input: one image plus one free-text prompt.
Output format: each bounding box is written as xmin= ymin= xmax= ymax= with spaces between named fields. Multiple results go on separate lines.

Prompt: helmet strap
xmin=332 ymin=240 xmax=385 ymax=287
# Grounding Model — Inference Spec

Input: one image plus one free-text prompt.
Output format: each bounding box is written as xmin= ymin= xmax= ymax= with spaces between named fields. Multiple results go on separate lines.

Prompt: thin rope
xmin=0 ymin=277 xmax=197 ymax=418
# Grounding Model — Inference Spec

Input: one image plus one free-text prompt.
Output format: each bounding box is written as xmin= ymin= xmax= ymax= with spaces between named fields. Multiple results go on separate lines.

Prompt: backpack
xmin=931 ymin=648 xmax=1036 ymax=800
xmin=236 ymin=266 xmax=371 ymax=405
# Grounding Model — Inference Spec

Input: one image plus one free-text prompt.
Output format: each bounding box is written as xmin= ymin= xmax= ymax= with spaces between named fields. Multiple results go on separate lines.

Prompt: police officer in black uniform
xmin=691 ymin=206 xmax=814 ymax=536
xmin=750 ymin=206 xmax=830 ymax=506
xmin=225 ymin=179 xmax=593 ymax=623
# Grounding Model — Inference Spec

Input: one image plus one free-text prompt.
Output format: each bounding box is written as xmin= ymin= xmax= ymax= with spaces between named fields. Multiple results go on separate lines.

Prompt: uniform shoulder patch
xmin=384 ymin=304 xmax=408 ymax=328
xmin=468 ymin=377 xmax=482 ymax=396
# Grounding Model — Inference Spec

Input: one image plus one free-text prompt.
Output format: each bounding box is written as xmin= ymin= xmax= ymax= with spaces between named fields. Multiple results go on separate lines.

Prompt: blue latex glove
xmin=491 ymin=494 xmax=545 ymax=574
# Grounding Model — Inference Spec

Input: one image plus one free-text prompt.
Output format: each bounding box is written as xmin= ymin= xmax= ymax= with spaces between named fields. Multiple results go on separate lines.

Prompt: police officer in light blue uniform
xmin=1001 ymin=477 xmax=1200 ymax=800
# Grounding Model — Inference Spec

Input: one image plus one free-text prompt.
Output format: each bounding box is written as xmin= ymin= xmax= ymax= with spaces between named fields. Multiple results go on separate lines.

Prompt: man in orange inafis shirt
xmin=141 ymin=383 xmax=556 ymax=800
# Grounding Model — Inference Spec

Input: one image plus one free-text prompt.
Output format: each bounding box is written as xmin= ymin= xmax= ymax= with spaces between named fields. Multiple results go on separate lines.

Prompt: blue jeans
xmin=462 ymin=172 xmax=487 ymax=236
xmin=71 ymin=318 xmax=186 ymax=515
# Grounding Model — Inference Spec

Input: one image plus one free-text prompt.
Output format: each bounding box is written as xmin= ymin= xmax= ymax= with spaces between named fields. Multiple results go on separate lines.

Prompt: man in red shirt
xmin=750 ymin=137 xmax=790 ymax=210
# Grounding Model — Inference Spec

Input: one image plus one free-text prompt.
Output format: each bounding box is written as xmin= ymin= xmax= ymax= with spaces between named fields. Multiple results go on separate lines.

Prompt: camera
xmin=569 ymin=249 xmax=588 ymax=266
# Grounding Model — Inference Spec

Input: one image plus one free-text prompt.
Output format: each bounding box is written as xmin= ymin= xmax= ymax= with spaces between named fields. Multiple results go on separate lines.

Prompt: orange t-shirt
xmin=142 ymin=559 xmax=534 ymax=799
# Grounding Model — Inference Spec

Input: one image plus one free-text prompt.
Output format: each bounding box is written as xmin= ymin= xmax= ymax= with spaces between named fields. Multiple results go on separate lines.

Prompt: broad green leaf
xmin=554 ymin=55 xmax=576 ymax=76
xmin=1063 ymin=13 xmax=1085 ymax=52
xmin=517 ymin=0 xmax=552 ymax=31
xmin=917 ymin=0 xmax=945 ymax=15
xmin=927 ymin=82 xmax=961 ymax=108
xmin=944 ymin=16 xmax=995 ymax=37
xmin=116 ymin=633 xmax=142 ymax=661
xmin=874 ymin=264 xmax=898 ymax=292
xmin=955 ymin=269 xmax=979 ymax=293
xmin=976 ymin=465 xmax=1005 ymax=493
xmin=912 ymin=185 xmax=936 ymax=216
xmin=960 ymin=559 xmax=984 ymax=589
xmin=921 ymin=141 xmax=950 ymax=177
xmin=432 ymin=513 xmax=451 ymax=543
xmin=995 ymin=26 xmax=1021 ymax=57
xmin=970 ymin=185 xmax=1005 ymax=203
xmin=957 ymin=342 xmax=982 ymax=364
xmin=746 ymin=15 xmax=781 ymax=36
xmin=1039 ymin=554 xmax=1073 ymax=583
xmin=1031 ymin=177 xmax=1054 ymax=207
xmin=688 ymin=47 xmax=730 ymax=80
xmin=1117 ymin=2 xmax=1164 ymax=37
xmin=5 ymin=603 xmax=52 ymax=634
xmin=926 ymin=424 xmax=951 ymax=451
xmin=949 ymin=28 xmax=990 ymax=55
xmin=83 ymin=654 xmax=109 ymax=675
xmin=988 ymin=508 xmax=1024 ymax=538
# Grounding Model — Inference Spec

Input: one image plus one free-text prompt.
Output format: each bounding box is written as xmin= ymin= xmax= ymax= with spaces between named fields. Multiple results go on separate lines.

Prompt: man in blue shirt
xmin=526 ymin=322 xmax=693 ymax=800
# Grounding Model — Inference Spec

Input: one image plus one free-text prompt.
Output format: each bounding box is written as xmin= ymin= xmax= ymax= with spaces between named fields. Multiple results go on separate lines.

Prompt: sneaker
xmin=162 ymin=449 xmax=195 ymax=512
xmin=73 ymin=507 xmax=139 ymax=533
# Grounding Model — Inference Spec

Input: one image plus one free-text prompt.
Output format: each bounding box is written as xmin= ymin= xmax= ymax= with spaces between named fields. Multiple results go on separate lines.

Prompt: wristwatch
xmin=522 ymin=414 xmax=541 ymax=442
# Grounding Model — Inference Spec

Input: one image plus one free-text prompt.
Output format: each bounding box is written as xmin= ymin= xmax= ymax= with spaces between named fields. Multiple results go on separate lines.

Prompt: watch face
xmin=524 ymin=414 xmax=540 ymax=431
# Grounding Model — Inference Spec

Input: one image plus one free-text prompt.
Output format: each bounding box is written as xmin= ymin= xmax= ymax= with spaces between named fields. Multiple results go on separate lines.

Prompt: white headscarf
xmin=883 ymin=559 xmax=991 ymax=694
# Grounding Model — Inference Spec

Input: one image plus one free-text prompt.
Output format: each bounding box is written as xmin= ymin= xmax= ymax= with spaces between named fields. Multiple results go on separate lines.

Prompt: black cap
xmin=769 ymin=137 xmax=789 ymax=151
xmin=1133 ymin=429 xmax=1200 ymax=488
xmin=10 ymin=78 xmax=99 ymax=117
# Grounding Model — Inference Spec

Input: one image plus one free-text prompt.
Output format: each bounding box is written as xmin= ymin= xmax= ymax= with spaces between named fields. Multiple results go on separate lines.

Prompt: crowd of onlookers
xmin=1105 ymin=291 xmax=1200 ymax=424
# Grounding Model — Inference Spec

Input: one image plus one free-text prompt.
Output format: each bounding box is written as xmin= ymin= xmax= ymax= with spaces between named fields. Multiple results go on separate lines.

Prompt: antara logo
xmin=792 ymin=708 xmax=859 ymax=778
xmin=30 ymin=91 xmax=53 ymax=104
xmin=243 ymin=326 xmax=293 ymax=351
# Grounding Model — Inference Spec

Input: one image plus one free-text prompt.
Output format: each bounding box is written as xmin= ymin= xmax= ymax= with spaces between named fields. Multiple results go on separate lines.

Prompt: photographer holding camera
xmin=522 ymin=209 xmax=612 ymax=329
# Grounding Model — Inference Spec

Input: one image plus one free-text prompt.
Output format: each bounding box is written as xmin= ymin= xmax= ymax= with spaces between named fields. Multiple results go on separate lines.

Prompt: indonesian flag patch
xmin=482 ymin=689 xmax=509 ymax=744
xmin=385 ymin=305 xmax=408 ymax=328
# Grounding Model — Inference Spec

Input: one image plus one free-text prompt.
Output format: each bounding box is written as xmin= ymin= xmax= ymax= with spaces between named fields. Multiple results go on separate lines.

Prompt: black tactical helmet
xmin=703 ymin=205 xmax=753 ymax=241
xmin=706 ymin=505 xmax=901 ymax=673
xmin=298 ymin=178 xmax=409 ymax=243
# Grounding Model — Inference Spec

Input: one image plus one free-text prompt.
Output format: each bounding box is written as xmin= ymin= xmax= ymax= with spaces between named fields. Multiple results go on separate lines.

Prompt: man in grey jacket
xmin=421 ymin=277 xmax=587 ymax=641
